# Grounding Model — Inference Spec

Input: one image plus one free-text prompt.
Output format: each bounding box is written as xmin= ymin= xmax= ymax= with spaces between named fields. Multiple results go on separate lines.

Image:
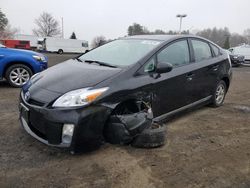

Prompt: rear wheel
xmin=5 ymin=64 xmax=32 ymax=87
xmin=58 ymin=49 xmax=63 ymax=54
xmin=211 ymin=80 xmax=227 ymax=107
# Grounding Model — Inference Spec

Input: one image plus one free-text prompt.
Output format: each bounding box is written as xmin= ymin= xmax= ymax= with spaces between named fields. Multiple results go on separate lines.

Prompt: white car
xmin=229 ymin=44 xmax=250 ymax=61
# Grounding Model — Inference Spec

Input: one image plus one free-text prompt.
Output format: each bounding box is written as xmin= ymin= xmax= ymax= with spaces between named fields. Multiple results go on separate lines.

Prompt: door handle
xmin=186 ymin=72 xmax=194 ymax=81
xmin=212 ymin=65 xmax=219 ymax=71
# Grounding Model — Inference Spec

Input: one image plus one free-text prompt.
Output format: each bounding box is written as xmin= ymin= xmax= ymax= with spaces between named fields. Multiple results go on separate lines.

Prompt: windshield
xmin=78 ymin=39 xmax=163 ymax=66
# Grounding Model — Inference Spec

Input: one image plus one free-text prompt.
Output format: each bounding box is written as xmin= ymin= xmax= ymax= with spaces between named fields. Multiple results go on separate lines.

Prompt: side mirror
xmin=155 ymin=62 xmax=173 ymax=74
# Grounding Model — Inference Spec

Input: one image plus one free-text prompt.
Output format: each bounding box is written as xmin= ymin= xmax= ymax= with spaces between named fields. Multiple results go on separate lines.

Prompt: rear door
xmin=186 ymin=39 xmax=220 ymax=104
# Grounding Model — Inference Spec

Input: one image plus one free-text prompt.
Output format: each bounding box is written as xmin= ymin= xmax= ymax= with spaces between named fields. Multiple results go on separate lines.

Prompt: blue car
xmin=0 ymin=44 xmax=48 ymax=87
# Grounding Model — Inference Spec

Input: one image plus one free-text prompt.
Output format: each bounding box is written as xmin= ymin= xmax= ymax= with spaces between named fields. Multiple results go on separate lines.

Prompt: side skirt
xmin=153 ymin=95 xmax=212 ymax=122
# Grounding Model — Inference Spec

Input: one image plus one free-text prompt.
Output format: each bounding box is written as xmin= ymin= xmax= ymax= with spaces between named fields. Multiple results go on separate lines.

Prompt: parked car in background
xmin=0 ymin=44 xmax=48 ymax=87
xmin=229 ymin=44 xmax=250 ymax=61
xmin=226 ymin=50 xmax=245 ymax=67
xmin=37 ymin=37 xmax=89 ymax=54
xmin=19 ymin=35 xmax=232 ymax=153
xmin=230 ymin=54 xmax=245 ymax=67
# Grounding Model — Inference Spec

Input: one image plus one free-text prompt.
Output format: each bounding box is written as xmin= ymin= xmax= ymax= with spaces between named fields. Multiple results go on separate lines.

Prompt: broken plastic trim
xmin=104 ymin=100 xmax=153 ymax=145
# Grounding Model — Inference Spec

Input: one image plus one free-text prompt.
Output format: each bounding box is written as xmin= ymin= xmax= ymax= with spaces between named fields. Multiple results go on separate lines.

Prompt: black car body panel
xmin=19 ymin=35 xmax=232 ymax=153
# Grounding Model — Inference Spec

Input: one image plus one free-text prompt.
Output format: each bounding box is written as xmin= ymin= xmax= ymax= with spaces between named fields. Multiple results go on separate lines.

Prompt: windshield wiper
xmin=84 ymin=60 xmax=117 ymax=68
xmin=74 ymin=57 xmax=83 ymax=62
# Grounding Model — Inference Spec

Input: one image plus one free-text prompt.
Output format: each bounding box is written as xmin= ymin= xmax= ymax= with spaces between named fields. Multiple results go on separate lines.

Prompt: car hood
xmin=4 ymin=47 xmax=42 ymax=56
xmin=28 ymin=59 xmax=122 ymax=96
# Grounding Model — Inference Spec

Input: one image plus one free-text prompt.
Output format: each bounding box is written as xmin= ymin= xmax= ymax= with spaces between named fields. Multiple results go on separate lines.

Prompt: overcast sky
xmin=1 ymin=0 xmax=250 ymax=41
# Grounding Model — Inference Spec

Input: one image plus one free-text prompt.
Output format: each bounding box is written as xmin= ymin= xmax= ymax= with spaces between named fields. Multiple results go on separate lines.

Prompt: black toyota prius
xmin=19 ymin=35 xmax=232 ymax=153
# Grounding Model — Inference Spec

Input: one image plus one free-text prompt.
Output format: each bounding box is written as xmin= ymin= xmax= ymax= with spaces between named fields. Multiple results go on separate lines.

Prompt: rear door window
xmin=191 ymin=40 xmax=212 ymax=61
xmin=157 ymin=40 xmax=190 ymax=67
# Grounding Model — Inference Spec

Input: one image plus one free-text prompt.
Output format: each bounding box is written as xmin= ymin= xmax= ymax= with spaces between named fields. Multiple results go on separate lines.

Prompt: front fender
xmin=1 ymin=55 xmax=41 ymax=76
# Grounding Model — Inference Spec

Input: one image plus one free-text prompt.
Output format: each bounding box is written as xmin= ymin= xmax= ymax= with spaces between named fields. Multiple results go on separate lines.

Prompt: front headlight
xmin=52 ymin=87 xmax=109 ymax=107
xmin=33 ymin=55 xmax=46 ymax=62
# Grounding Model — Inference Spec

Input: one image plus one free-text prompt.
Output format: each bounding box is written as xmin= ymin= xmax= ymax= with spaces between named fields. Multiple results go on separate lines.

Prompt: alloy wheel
xmin=9 ymin=67 xmax=30 ymax=86
xmin=215 ymin=84 xmax=225 ymax=105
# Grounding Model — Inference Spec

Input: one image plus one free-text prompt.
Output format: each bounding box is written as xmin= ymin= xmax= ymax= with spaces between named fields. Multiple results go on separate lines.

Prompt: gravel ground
xmin=0 ymin=53 xmax=250 ymax=188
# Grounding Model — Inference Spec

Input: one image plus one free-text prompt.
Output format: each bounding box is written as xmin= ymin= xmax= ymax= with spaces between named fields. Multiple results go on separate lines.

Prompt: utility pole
xmin=61 ymin=17 xmax=64 ymax=38
xmin=176 ymin=14 xmax=187 ymax=34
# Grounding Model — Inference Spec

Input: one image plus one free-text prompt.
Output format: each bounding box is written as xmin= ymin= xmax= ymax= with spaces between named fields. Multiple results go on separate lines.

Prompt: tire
xmin=5 ymin=64 xmax=33 ymax=87
xmin=104 ymin=112 xmax=152 ymax=145
xmin=58 ymin=49 xmax=63 ymax=54
xmin=211 ymin=80 xmax=227 ymax=107
xmin=131 ymin=123 xmax=166 ymax=148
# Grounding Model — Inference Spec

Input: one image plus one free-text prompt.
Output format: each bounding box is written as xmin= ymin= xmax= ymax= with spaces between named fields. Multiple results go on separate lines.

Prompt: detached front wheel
xmin=5 ymin=64 xmax=32 ymax=87
xmin=131 ymin=122 xmax=166 ymax=148
xmin=211 ymin=80 xmax=227 ymax=107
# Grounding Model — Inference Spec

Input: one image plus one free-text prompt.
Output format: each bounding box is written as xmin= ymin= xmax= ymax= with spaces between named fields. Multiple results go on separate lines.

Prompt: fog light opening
xmin=62 ymin=124 xmax=75 ymax=144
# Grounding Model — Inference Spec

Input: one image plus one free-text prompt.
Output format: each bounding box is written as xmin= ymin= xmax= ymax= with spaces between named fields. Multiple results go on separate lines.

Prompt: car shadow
xmin=0 ymin=80 xmax=18 ymax=89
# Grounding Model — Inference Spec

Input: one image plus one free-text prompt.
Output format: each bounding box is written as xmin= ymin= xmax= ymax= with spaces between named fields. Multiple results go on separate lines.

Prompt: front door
xmin=151 ymin=39 xmax=192 ymax=117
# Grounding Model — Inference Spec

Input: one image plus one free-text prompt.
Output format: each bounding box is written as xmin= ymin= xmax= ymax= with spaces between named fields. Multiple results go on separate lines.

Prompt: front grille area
xmin=27 ymin=98 xmax=45 ymax=107
xmin=28 ymin=122 xmax=47 ymax=140
xmin=28 ymin=110 xmax=63 ymax=145
xmin=21 ymin=91 xmax=45 ymax=107
xmin=20 ymin=93 xmax=63 ymax=145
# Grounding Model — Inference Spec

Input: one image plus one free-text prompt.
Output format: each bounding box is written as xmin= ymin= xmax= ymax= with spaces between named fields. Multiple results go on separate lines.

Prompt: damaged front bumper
xmin=19 ymin=92 xmax=112 ymax=153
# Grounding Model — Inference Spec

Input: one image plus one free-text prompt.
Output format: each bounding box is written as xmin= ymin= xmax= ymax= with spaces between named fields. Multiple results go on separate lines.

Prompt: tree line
xmin=1 ymin=8 xmax=249 ymax=49
xmin=128 ymin=23 xmax=189 ymax=36
xmin=127 ymin=23 xmax=250 ymax=49
xmin=94 ymin=23 xmax=250 ymax=49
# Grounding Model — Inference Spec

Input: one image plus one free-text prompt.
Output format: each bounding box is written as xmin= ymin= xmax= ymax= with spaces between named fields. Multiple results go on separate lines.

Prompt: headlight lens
xmin=52 ymin=87 xmax=109 ymax=107
xmin=33 ymin=55 xmax=46 ymax=62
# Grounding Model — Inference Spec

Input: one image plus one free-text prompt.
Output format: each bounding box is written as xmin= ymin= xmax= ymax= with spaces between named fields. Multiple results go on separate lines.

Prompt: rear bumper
xmin=19 ymin=92 xmax=112 ymax=153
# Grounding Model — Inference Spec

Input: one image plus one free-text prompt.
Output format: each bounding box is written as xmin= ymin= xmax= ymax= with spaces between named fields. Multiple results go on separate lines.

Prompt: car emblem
xmin=24 ymin=91 xmax=31 ymax=101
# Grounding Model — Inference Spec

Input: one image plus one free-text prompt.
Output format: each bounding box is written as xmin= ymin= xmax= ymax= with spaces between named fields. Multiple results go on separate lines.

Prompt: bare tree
xmin=0 ymin=9 xmax=8 ymax=31
xmin=0 ymin=24 xmax=19 ymax=39
xmin=243 ymin=29 xmax=250 ymax=44
xmin=230 ymin=33 xmax=248 ymax=47
xmin=91 ymin=36 xmax=107 ymax=48
xmin=33 ymin=12 xmax=61 ymax=37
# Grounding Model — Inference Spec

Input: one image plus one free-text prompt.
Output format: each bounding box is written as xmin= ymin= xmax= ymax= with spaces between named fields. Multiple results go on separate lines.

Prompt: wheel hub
xmin=215 ymin=84 xmax=225 ymax=104
xmin=10 ymin=68 xmax=30 ymax=86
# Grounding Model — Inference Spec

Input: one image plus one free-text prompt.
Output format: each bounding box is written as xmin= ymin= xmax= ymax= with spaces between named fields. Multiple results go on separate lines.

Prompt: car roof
xmin=124 ymin=34 xmax=197 ymax=41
